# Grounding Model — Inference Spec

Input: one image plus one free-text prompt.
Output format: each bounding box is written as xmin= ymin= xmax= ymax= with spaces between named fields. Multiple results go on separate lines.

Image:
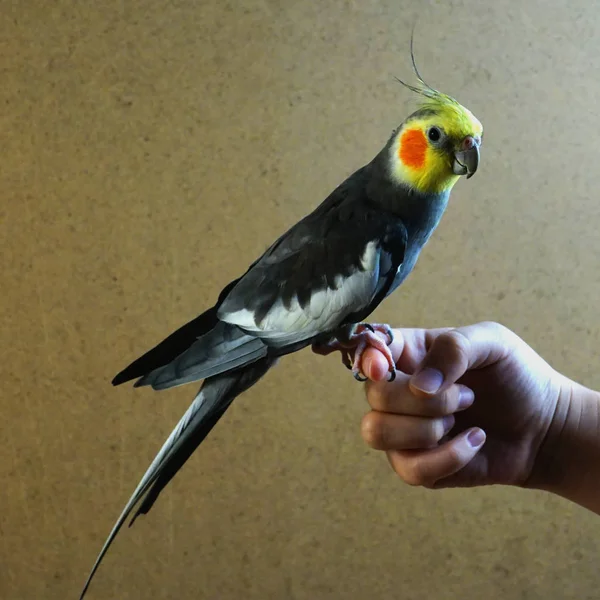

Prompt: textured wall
xmin=2 ymin=1 xmax=600 ymax=598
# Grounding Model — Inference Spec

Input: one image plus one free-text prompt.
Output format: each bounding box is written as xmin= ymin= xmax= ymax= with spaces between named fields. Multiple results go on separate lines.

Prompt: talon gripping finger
xmin=353 ymin=371 xmax=368 ymax=382
xmin=385 ymin=328 xmax=394 ymax=346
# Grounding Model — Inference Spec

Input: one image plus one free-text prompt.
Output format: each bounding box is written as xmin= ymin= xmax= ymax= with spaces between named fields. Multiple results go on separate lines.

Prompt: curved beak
xmin=452 ymin=136 xmax=480 ymax=179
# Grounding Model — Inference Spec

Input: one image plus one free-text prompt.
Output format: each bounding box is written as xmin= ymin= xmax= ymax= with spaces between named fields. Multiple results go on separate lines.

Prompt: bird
xmin=79 ymin=48 xmax=483 ymax=598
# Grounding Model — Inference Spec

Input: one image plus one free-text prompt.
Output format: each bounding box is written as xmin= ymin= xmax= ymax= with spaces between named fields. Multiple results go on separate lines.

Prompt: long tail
xmin=79 ymin=356 xmax=275 ymax=600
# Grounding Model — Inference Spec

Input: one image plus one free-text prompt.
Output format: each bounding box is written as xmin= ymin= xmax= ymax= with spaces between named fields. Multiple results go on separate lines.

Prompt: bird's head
xmin=389 ymin=74 xmax=483 ymax=196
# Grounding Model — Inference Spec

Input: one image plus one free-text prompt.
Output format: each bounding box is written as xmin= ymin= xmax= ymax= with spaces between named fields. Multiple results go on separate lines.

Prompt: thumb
xmin=409 ymin=321 xmax=510 ymax=397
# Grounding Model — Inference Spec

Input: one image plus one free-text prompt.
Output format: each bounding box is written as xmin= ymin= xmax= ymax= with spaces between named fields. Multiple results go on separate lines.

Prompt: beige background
xmin=3 ymin=1 xmax=600 ymax=598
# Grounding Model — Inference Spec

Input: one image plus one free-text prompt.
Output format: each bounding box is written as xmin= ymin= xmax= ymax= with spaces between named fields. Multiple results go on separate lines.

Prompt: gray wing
xmin=133 ymin=321 xmax=268 ymax=390
xmin=217 ymin=204 xmax=408 ymax=348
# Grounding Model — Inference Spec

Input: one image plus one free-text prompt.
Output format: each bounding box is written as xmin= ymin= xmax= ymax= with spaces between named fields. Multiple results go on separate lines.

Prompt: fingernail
xmin=411 ymin=367 xmax=444 ymax=394
xmin=442 ymin=415 xmax=455 ymax=435
xmin=467 ymin=428 xmax=486 ymax=448
xmin=457 ymin=387 xmax=475 ymax=410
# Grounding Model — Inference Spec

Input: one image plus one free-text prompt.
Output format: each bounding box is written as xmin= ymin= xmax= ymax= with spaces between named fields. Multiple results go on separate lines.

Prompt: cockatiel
xmin=80 ymin=58 xmax=483 ymax=598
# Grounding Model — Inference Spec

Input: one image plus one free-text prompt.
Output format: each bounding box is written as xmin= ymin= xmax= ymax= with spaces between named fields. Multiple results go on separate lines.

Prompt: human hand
xmin=359 ymin=321 xmax=566 ymax=489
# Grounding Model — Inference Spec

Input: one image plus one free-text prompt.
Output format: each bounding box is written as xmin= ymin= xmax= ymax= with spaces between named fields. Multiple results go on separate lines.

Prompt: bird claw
xmin=312 ymin=322 xmax=396 ymax=382
xmin=385 ymin=328 xmax=394 ymax=346
xmin=353 ymin=370 xmax=369 ymax=382
xmin=357 ymin=323 xmax=394 ymax=346
xmin=341 ymin=350 xmax=353 ymax=370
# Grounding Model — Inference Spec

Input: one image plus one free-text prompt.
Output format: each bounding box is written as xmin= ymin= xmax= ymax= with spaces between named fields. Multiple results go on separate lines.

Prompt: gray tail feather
xmin=134 ymin=321 xmax=268 ymax=390
xmin=79 ymin=356 xmax=275 ymax=600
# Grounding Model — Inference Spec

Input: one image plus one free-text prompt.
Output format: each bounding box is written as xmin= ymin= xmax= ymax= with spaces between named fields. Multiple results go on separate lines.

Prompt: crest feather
xmin=395 ymin=27 xmax=461 ymax=112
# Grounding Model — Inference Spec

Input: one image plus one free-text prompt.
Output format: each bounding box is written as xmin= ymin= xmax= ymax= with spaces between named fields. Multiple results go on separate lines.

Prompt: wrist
xmin=527 ymin=374 xmax=600 ymax=513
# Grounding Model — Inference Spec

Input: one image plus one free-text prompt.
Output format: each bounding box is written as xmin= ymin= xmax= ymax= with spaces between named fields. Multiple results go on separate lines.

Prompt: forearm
xmin=528 ymin=376 xmax=600 ymax=514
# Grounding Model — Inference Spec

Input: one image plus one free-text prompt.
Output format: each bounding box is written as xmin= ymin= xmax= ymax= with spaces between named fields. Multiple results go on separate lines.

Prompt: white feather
xmin=221 ymin=242 xmax=379 ymax=345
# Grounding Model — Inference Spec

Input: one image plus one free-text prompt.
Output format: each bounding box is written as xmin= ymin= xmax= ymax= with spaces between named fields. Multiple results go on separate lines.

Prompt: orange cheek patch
xmin=399 ymin=128 xmax=427 ymax=169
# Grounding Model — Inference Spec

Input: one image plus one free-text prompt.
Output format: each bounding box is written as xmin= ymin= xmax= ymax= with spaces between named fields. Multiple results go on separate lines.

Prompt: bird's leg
xmin=311 ymin=323 xmax=396 ymax=382
xmin=311 ymin=338 xmax=354 ymax=370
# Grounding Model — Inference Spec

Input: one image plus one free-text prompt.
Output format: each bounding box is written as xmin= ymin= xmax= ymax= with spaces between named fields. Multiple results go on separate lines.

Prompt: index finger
xmin=361 ymin=327 xmax=453 ymax=381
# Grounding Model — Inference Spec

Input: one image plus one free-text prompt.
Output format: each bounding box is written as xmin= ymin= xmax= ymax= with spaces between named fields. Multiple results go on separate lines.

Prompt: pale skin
xmin=354 ymin=321 xmax=600 ymax=515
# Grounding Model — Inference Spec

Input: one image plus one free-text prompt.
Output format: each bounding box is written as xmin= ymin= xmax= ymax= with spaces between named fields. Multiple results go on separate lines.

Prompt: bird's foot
xmin=356 ymin=323 xmax=394 ymax=346
xmin=349 ymin=324 xmax=396 ymax=382
xmin=311 ymin=323 xmax=396 ymax=382
xmin=311 ymin=339 xmax=354 ymax=370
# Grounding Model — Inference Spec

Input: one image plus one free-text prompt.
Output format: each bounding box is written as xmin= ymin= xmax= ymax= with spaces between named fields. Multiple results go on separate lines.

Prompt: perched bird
xmin=79 ymin=55 xmax=483 ymax=598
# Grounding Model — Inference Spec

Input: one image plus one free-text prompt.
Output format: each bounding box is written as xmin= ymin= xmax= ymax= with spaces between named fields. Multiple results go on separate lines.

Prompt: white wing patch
xmin=221 ymin=242 xmax=380 ymax=346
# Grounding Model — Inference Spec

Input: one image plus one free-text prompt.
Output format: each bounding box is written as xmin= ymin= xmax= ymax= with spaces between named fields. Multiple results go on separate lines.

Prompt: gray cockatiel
xmin=79 ymin=69 xmax=482 ymax=598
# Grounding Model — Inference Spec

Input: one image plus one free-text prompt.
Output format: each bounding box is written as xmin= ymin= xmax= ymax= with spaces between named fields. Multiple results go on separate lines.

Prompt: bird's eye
xmin=428 ymin=127 xmax=441 ymax=142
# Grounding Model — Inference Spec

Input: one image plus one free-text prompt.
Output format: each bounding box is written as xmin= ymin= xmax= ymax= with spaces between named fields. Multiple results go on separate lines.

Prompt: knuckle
xmin=478 ymin=320 xmax=504 ymax=332
xmin=361 ymin=414 xmax=386 ymax=448
xmin=401 ymin=461 xmax=433 ymax=488
xmin=436 ymin=330 xmax=471 ymax=367
xmin=477 ymin=320 xmax=512 ymax=343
